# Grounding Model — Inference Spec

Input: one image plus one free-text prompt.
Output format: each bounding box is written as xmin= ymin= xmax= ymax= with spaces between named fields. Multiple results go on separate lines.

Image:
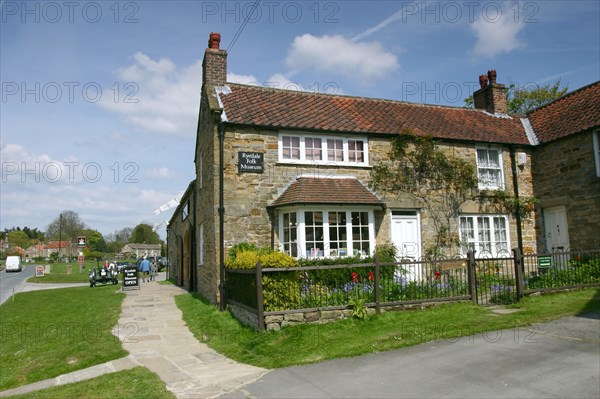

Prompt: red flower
xmin=351 ymin=272 xmax=359 ymax=283
xmin=368 ymin=271 xmax=375 ymax=281
xmin=435 ymin=271 xmax=441 ymax=280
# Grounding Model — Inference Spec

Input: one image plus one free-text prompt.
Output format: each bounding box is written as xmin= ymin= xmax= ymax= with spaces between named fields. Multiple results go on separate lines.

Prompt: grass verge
xmin=0 ymin=285 xmax=127 ymax=391
xmin=9 ymin=367 xmax=175 ymax=399
xmin=27 ymin=262 xmax=97 ymax=283
xmin=176 ymin=288 xmax=600 ymax=369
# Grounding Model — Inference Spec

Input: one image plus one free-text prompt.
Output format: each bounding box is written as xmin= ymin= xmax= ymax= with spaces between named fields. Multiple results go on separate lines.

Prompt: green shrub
xmin=226 ymin=242 xmax=259 ymax=267
xmin=349 ymin=297 xmax=369 ymax=320
xmin=226 ymin=245 xmax=300 ymax=311
xmin=260 ymin=251 xmax=298 ymax=268
xmin=228 ymin=250 xmax=260 ymax=269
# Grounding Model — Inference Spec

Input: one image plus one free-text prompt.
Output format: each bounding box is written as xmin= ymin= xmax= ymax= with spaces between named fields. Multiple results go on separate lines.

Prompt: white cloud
xmin=285 ymin=34 xmax=399 ymax=82
xmin=227 ymin=72 xmax=259 ymax=85
xmin=228 ymin=72 xmax=306 ymax=91
xmin=145 ymin=166 xmax=175 ymax=180
xmin=264 ymin=73 xmax=305 ymax=91
xmin=471 ymin=16 xmax=525 ymax=57
xmin=98 ymin=53 xmax=202 ymax=137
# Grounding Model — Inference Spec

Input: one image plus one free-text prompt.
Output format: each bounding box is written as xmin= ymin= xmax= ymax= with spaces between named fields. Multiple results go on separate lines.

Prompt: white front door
xmin=391 ymin=211 xmax=422 ymax=280
xmin=544 ymin=206 xmax=569 ymax=252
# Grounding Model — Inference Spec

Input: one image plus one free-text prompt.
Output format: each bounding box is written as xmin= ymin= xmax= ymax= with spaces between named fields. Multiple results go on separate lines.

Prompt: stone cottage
xmin=528 ymin=81 xmax=600 ymax=251
xmin=167 ymin=32 xmax=598 ymax=305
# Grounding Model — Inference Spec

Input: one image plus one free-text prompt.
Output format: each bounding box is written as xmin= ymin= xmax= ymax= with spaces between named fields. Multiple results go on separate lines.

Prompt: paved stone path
xmin=0 ymin=278 xmax=267 ymax=398
xmin=115 ymin=281 xmax=266 ymax=398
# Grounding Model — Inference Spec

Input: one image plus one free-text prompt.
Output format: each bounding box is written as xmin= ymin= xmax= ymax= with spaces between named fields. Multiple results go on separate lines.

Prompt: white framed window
xmin=476 ymin=147 xmax=504 ymax=189
xmin=198 ymin=224 xmax=204 ymax=265
xmin=281 ymin=135 xmax=300 ymax=160
xmin=327 ymin=138 xmax=344 ymax=162
xmin=199 ymin=151 xmax=203 ymax=188
xmin=459 ymin=215 xmax=510 ymax=257
xmin=181 ymin=201 xmax=189 ymax=221
xmin=278 ymin=133 xmax=369 ymax=166
xmin=278 ymin=207 xmax=375 ymax=258
xmin=348 ymin=140 xmax=365 ymax=163
xmin=304 ymin=137 xmax=323 ymax=161
xmin=281 ymin=212 xmax=298 ymax=257
xmin=593 ymin=130 xmax=600 ymax=178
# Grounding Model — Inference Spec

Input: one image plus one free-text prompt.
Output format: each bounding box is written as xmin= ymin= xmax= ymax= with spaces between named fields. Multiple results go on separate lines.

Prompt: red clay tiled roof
xmin=270 ymin=177 xmax=384 ymax=208
xmin=527 ymin=81 xmax=600 ymax=144
xmin=218 ymin=83 xmax=530 ymax=145
xmin=46 ymin=241 xmax=72 ymax=249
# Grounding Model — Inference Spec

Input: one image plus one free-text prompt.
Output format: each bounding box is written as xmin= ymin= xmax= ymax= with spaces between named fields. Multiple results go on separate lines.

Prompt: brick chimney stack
xmin=473 ymin=69 xmax=508 ymax=114
xmin=202 ymin=32 xmax=227 ymax=87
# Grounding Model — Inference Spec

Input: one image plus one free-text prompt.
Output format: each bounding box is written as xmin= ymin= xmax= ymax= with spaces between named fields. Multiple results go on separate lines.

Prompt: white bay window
xmin=279 ymin=208 xmax=375 ymax=258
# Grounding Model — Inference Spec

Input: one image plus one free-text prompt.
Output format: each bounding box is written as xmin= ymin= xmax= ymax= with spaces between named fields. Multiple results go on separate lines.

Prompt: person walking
xmin=140 ymin=257 xmax=151 ymax=283
xmin=150 ymin=257 xmax=157 ymax=281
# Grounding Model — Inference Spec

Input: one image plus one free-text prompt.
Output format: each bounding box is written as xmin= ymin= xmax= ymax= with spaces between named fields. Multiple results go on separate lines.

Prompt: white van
xmin=5 ymin=256 xmax=22 ymax=272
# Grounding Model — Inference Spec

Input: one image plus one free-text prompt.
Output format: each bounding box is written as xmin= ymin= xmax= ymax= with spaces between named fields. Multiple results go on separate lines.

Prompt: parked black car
xmin=115 ymin=261 xmax=130 ymax=273
xmin=89 ymin=267 xmax=118 ymax=287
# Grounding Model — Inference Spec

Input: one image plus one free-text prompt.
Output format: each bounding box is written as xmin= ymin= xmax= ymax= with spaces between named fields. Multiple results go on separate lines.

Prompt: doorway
xmin=543 ymin=206 xmax=570 ymax=252
xmin=391 ymin=210 xmax=422 ymax=281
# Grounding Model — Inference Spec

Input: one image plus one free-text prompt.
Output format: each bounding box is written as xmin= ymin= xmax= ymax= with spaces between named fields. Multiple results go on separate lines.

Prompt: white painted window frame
xmin=277 ymin=206 xmax=375 ymax=259
xmin=459 ymin=214 xmax=511 ymax=258
xmin=476 ymin=146 xmax=505 ymax=190
xmin=198 ymin=223 xmax=204 ymax=266
xmin=278 ymin=132 xmax=369 ymax=167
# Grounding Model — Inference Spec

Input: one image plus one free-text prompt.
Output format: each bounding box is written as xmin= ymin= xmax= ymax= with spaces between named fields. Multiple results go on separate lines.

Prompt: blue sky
xmin=1 ymin=0 xmax=599 ymax=240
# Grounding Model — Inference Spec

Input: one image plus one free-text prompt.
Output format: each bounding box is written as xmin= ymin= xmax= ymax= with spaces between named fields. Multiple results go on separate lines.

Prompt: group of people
xmin=139 ymin=256 xmax=158 ymax=283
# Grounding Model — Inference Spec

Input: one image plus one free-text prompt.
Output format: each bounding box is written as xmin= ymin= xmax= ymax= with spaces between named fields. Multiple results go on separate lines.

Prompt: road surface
xmin=0 ymin=265 xmax=35 ymax=305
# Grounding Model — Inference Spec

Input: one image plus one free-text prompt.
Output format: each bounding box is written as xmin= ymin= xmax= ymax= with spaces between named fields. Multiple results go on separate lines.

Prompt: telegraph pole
xmin=58 ymin=213 xmax=62 ymax=263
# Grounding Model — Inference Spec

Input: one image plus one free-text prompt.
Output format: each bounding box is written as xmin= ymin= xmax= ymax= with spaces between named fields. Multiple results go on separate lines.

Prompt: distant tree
xmin=106 ymin=227 xmax=133 ymax=254
xmin=130 ymin=223 xmax=161 ymax=245
xmin=46 ymin=211 xmax=87 ymax=241
xmin=82 ymin=229 xmax=107 ymax=253
xmin=464 ymin=80 xmax=569 ymax=114
xmin=7 ymin=230 xmax=31 ymax=249
xmin=1 ymin=226 xmax=44 ymax=241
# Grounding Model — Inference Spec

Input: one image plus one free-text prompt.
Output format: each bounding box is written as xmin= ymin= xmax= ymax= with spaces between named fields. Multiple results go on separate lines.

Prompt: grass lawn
xmin=0 ymin=285 xmax=127 ymax=391
xmin=27 ymin=261 xmax=96 ymax=283
xmin=9 ymin=367 xmax=175 ymax=399
xmin=176 ymin=287 xmax=600 ymax=369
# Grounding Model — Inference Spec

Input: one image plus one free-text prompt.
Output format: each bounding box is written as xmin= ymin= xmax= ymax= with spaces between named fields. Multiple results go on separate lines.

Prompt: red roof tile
xmin=527 ymin=81 xmax=600 ymax=144
xmin=270 ymin=177 xmax=383 ymax=208
xmin=218 ymin=83 xmax=530 ymax=145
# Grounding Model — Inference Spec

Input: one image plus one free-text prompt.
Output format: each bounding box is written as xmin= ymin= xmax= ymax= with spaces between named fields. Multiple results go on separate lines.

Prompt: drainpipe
xmin=509 ymin=146 xmax=524 ymax=256
xmin=218 ymin=122 xmax=226 ymax=311
xmin=268 ymin=207 xmax=275 ymax=250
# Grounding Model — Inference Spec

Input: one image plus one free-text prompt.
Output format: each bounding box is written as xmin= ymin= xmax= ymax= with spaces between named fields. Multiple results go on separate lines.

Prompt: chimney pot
xmin=479 ymin=75 xmax=488 ymax=89
xmin=208 ymin=32 xmax=221 ymax=50
xmin=487 ymin=69 xmax=497 ymax=84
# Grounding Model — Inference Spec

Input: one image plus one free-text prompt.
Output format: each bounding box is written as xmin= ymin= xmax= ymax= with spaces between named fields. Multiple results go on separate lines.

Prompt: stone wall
xmin=219 ymin=127 xmax=537 ymax=259
xmin=532 ymin=130 xmax=600 ymax=250
xmin=263 ymin=301 xmax=459 ymax=331
xmin=195 ymin=90 xmax=220 ymax=304
xmin=167 ymin=185 xmax=194 ymax=287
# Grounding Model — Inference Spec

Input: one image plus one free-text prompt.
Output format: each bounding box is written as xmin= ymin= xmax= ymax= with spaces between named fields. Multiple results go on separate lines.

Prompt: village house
xmin=120 ymin=243 xmax=162 ymax=258
xmin=167 ymin=32 xmax=599 ymax=305
xmin=527 ymin=82 xmax=600 ymax=251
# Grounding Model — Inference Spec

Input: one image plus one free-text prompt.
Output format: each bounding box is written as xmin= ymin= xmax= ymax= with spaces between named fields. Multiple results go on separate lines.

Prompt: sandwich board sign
xmin=122 ymin=266 xmax=139 ymax=290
